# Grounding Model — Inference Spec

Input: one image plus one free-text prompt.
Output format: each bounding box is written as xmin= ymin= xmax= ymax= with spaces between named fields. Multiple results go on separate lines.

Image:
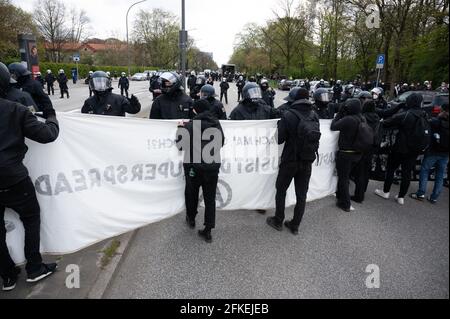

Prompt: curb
xmin=87 ymin=229 xmax=137 ymax=299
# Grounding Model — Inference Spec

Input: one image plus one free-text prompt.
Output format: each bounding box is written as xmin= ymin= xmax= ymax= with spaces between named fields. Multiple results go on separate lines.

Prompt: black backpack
xmin=352 ymin=116 xmax=375 ymax=153
xmin=403 ymin=111 xmax=431 ymax=154
xmin=289 ymin=109 xmax=321 ymax=161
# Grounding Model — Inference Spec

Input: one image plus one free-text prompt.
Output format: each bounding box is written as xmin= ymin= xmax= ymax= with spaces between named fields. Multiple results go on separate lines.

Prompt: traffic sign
xmin=376 ymin=54 xmax=385 ymax=69
xmin=73 ymin=53 xmax=80 ymax=62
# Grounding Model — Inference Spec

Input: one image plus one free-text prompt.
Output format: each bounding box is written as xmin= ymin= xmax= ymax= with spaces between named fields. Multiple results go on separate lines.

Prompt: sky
xmin=12 ymin=0 xmax=285 ymax=66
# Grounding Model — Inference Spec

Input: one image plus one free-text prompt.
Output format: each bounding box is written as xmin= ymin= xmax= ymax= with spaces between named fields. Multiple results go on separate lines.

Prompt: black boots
xmin=198 ymin=228 xmax=213 ymax=243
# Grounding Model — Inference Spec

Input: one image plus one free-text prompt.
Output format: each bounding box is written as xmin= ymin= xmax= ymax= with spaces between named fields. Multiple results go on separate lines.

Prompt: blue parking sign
xmin=376 ymin=54 xmax=385 ymax=69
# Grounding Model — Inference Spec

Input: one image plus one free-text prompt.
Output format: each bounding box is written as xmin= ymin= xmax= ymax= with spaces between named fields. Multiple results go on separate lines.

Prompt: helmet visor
xmin=91 ymin=77 xmax=110 ymax=91
xmin=247 ymin=87 xmax=262 ymax=99
xmin=160 ymin=72 xmax=177 ymax=84
xmin=318 ymin=92 xmax=332 ymax=102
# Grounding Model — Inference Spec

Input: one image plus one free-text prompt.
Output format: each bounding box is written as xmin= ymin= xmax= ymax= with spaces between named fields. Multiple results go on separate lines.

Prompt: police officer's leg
xmin=292 ymin=161 xmax=312 ymax=229
xmin=126 ymin=89 xmax=129 ymax=98
xmin=225 ymin=91 xmax=228 ymax=104
xmin=275 ymin=163 xmax=296 ymax=224
xmin=0 ymin=178 xmax=42 ymax=275
xmin=51 ymin=85 xmax=54 ymax=95
xmin=47 ymin=84 xmax=51 ymax=96
xmin=202 ymin=171 xmax=219 ymax=230
xmin=184 ymin=169 xmax=201 ymax=222
xmin=0 ymin=203 xmax=17 ymax=278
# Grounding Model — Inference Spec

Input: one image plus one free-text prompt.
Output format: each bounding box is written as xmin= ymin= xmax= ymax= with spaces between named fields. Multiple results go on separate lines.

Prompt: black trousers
xmin=353 ymin=152 xmax=374 ymax=202
xmin=47 ymin=84 xmax=54 ymax=95
xmin=184 ymin=168 xmax=219 ymax=229
xmin=89 ymin=88 xmax=93 ymax=97
xmin=0 ymin=177 xmax=42 ymax=276
xmin=336 ymin=151 xmax=362 ymax=210
xmin=60 ymin=86 xmax=69 ymax=98
xmin=120 ymin=87 xmax=129 ymax=98
xmin=237 ymin=91 xmax=242 ymax=101
xmin=275 ymin=161 xmax=313 ymax=228
xmin=220 ymin=91 xmax=228 ymax=104
xmin=383 ymin=152 xmax=418 ymax=198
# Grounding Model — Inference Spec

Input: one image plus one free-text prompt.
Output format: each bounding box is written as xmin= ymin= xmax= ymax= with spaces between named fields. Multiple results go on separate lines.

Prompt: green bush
xmin=38 ymin=62 xmax=159 ymax=79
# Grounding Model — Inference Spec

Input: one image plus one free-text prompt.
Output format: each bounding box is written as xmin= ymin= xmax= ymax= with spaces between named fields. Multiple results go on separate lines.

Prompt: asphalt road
xmin=94 ymin=80 xmax=449 ymax=299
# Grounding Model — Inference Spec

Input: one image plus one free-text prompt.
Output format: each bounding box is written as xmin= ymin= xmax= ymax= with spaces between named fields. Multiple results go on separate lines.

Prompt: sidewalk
xmin=0 ymin=231 xmax=135 ymax=299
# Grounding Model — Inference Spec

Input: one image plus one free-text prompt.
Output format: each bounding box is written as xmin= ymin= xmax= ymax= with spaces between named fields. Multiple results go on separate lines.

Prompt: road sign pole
xmin=376 ymin=69 xmax=381 ymax=88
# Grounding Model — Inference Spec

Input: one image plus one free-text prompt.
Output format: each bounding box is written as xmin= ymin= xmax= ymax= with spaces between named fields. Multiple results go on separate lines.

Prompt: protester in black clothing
xmin=260 ymin=79 xmax=276 ymax=108
xmin=5 ymin=77 xmax=37 ymax=112
xmin=200 ymin=84 xmax=227 ymax=120
xmin=219 ymin=78 xmax=229 ymax=104
xmin=118 ymin=72 xmax=130 ymax=98
xmin=278 ymin=87 xmax=302 ymax=114
xmin=149 ymin=74 xmax=162 ymax=100
xmin=352 ymin=100 xmax=381 ymax=203
xmin=45 ymin=70 xmax=56 ymax=96
xmin=330 ymin=98 xmax=364 ymax=212
xmin=266 ymin=88 xmax=320 ymax=235
xmin=82 ymin=71 xmax=141 ymax=117
xmin=0 ymin=62 xmax=59 ymax=291
xmin=150 ymin=72 xmax=194 ymax=120
xmin=176 ymin=99 xmax=224 ymax=243
xmin=375 ymin=93 xmax=429 ymax=205
xmin=236 ymin=76 xmax=246 ymax=101
xmin=57 ymin=70 xmax=69 ymax=99
xmin=8 ymin=62 xmax=53 ymax=112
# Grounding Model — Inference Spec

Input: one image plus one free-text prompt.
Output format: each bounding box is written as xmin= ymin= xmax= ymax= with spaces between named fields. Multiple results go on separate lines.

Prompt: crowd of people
xmin=0 ymin=61 xmax=448 ymax=292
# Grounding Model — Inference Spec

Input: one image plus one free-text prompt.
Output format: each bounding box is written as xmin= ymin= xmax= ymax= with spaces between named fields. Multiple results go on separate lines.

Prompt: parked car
xmin=278 ymin=79 xmax=293 ymax=91
xmin=389 ymin=91 xmax=449 ymax=117
xmin=309 ymin=80 xmax=332 ymax=97
xmin=131 ymin=73 xmax=148 ymax=81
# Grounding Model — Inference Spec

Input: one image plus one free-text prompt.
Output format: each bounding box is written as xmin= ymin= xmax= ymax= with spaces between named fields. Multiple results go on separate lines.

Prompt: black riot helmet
xmin=159 ymin=71 xmax=183 ymax=94
xmin=260 ymin=79 xmax=270 ymax=91
xmin=0 ymin=62 xmax=14 ymax=97
xmin=314 ymin=88 xmax=332 ymax=104
xmin=200 ymin=84 xmax=216 ymax=99
xmin=242 ymin=82 xmax=262 ymax=101
xmin=8 ymin=62 xmax=31 ymax=82
xmin=89 ymin=71 xmax=112 ymax=93
xmin=357 ymin=91 xmax=372 ymax=104
xmin=344 ymin=84 xmax=355 ymax=96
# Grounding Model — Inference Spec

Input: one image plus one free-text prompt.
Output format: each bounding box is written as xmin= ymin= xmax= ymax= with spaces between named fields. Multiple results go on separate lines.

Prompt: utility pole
xmin=180 ymin=0 xmax=187 ymax=91
xmin=127 ymin=0 xmax=147 ymax=77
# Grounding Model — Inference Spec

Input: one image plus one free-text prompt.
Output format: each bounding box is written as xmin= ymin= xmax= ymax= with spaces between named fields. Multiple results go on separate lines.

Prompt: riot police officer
xmin=236 ymin=76 xmax=246 ymax=102
xmin=313 ymin=88 xmax=333 ymax=119
xmin=45 ymin=70 xmax=56 ymax=96
xmin=81 ymin=71 xmax=141 ymax=117
xmin=230 ymin=82 xmax=279 ymax=120
xmin=200 ymin=84 xmax=227 ymax=120
xmin=190 ymin=75 xmax=206 ymax=101
xmin=150 ymin=71 xmax=194 ymax=120
xmin=118 ymin=72 xmax=130 ymax=98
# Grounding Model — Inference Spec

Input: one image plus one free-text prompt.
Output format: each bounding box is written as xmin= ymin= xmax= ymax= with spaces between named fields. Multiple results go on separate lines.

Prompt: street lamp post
xmin=180 ymin=0 xmax=187 ymax=92
xmin=127 ymin=0 xmax=147 ymax=77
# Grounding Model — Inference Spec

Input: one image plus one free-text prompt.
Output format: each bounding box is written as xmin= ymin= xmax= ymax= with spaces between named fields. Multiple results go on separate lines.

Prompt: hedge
xmin=38 ymin=62 xmax=159 ymax=79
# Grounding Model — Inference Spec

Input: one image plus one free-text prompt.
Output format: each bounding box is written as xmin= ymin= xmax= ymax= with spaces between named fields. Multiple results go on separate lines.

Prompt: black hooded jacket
xmin=0 ymin=98 xmax=59 ymax=188
xmin=17 ymin=75 xmax=53 ymax=112
xmin=206 ymin=97 xmax=227 ymax=120
xmin=278 ymin=99 xmax=319 ymax=163
xmin=330 ymin=99 xmax=363 ymax=151
xmin=82 ymin=91 xmax=141 ymax=117
xmin=150 ymin=89 xmax=194 ymax=120
xmin=176 ymin=111 xmax=224 ymax=172
xmin=229 ymin=99 xmax=278 ymax=120
xmin=383 ymin=93 xmax=428 ymax=154
xmin=6 ymin=85 xmax=37 ymax=111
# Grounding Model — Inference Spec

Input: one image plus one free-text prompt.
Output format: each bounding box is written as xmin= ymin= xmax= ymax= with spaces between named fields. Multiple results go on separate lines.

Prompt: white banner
xmin=5 ymin=114 xmax=338 ymax=263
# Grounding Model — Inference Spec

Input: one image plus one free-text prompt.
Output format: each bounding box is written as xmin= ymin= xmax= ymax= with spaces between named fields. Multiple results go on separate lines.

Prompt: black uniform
xmin=176 ymin=111 xmax=224 ymax=231
xmin=187 ymin=75 xmax=197 ymax=91
xmin=262 ymin=88 xmax=276 ymax=108
xmin=236 ymin=80 xmax=246 ymax=101
xmin=220 ymin=81 xmax=229 ymax=104
xmin=0 ymin=98 xmax=59 ymax=277
xmin=6 ymin=85 xmax=37 ymax=111
xmin=16 ymin=76 xmax=53 ymax=112
xmin=273 ymin=99 xmax=318 ymax=231
xmin=229 ymin=99 xmax=278 ymax=120
xmin=333 ymin=84 xmax=343 ymax=103
xmin=44 ymin=73 xmax=56 ymax=95
xmin=82 ymin=91 xmax=141 ymax=116
xmin=57 ymin=74 xmax=69 ymax=98
xmin=118 ymin=76 xmax=130 ymax=98
xmin=150 ymin=90 xmax=194 ymax=120
xmin=36 ymin=76 xmax=45 ymax=88
xmin=205 ymin=97 xmax=227 ymax=120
